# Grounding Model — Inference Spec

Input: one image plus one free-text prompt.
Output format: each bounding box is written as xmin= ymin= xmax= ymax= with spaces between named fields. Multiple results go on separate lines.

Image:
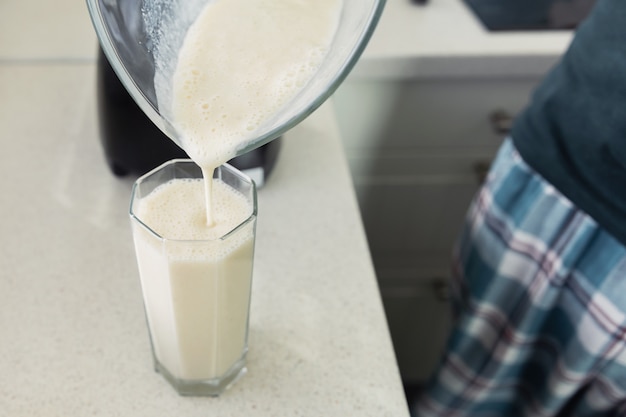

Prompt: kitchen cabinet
xmin=333 ymin=76 xmax=541 ymax=382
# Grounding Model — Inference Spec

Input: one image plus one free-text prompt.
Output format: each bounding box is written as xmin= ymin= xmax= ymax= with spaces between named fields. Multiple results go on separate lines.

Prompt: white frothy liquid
xmin=173 ymin=0 xmax=342 ymax=225
xmin=134 ymin=178 xmax=255 ymax=381
xmin=134 ymin=0 xmax=343 ymax=383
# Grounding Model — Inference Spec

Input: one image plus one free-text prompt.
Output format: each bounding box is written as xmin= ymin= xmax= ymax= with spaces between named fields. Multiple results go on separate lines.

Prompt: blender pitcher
xmin=96 ymin=45 xmax=283 ymax=179
xmin=86 ymin=0 xmax=386 ymax=159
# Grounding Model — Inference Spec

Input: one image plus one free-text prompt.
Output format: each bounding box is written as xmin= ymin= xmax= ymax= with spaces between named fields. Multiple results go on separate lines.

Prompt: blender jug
xmin=97 ymin=46 xmax=282 ymax=179
xmin=86 ymin=0 xmax=386 ymax=166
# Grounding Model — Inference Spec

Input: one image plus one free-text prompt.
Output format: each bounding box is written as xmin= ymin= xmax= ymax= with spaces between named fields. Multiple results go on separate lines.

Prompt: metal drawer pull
xmin=490 ymin=109 xmax=513 ymax=135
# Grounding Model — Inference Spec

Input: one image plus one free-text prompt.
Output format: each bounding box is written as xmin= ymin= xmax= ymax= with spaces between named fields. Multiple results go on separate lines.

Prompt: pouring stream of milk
xmin=169 ymin=0 xmax=342 ymax=226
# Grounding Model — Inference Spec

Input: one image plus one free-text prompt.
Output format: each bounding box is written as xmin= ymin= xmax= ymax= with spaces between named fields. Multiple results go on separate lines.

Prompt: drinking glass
xmin=130 ymin=160 xmax=257 ymax=396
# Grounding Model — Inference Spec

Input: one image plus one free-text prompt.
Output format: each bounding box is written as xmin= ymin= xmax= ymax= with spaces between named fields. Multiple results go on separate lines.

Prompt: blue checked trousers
xmin=413 ymin=139 xmax=626 ymax=417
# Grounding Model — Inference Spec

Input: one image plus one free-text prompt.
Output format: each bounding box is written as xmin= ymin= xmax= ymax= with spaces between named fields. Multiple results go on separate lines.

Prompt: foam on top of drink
xmin=171 ymin=0 xmax=342 ymax=170
xmin=136 ymin=178 xmax=253 ymax=244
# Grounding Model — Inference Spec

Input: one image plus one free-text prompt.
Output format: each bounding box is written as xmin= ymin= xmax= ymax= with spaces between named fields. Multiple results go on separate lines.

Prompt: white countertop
xmin=353 ymin=0 xmax=574 ymax=79
xmin=0 ymin=64 xmax=408 ymax=415
xmin=0 ymin=1 xmax=408 ymax=415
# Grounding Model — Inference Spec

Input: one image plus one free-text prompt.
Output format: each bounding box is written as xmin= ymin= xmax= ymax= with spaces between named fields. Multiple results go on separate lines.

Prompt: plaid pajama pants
xmin=413 ymin=139 xmax=626 ymax=417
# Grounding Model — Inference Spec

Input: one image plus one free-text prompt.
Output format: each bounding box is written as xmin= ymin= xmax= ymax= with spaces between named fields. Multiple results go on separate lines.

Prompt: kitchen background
xmin=333 ymin=0 xmax=582 ymax=400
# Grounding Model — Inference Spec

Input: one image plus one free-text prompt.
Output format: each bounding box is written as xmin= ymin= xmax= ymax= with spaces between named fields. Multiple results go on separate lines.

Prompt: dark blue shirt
xmin=512 ymin=0 xmax=626 ymax=246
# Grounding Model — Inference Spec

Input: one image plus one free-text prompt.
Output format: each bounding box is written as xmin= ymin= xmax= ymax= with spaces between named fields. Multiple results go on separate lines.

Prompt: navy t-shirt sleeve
xmin=511 ymin=0 xmax=626 ymax=245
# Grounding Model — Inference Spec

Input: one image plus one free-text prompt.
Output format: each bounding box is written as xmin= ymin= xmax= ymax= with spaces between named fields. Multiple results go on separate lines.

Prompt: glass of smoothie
xmin=129 ymin=160 xmax=257 ymax=396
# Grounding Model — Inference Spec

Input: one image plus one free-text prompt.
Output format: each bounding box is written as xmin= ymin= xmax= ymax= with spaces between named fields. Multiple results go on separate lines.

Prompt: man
xmin=414 ymin=0 xmax=626 ymax=415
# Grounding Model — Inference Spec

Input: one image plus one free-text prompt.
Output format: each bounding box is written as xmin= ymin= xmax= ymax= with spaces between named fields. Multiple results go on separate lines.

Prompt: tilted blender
xmin=87 ymin=0 xmax=386 ymax=179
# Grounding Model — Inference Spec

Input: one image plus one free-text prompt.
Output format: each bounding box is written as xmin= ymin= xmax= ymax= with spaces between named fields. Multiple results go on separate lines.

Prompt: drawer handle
xmin=490 ymin=109 xmax=513 ymax=135
xmin=433 ymin=279 xmax=450 ymax=302
xmin=474 ymin=161 xmax=491 ymax=184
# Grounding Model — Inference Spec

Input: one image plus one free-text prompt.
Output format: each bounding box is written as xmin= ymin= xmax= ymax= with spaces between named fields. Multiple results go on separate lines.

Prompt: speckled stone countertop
xmin=0 ymin=1 xmax=408 ymax=415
